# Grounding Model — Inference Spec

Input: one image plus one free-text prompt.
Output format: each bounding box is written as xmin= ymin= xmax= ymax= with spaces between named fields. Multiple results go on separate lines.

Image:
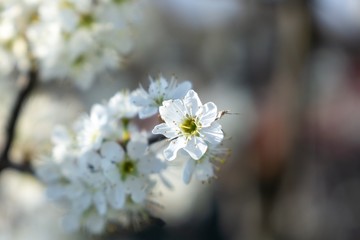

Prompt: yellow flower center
xmin=79 ymin=14 xmax=95 ymax=28
xmin=180 ymin=116 xmax=201 ymax=137
xmin=118 ymin=156 xmax=137 ymax=181
xmin=73 ymin=55 xmax=85 ymax=66
xmin=154 ymin=96 xmax=164 ymax=106
xmin=29 ymin=12 xmax=39 ymax=24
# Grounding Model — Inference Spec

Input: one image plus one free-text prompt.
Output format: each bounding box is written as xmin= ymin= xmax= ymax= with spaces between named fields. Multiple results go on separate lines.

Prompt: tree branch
xmin=148 ymin=134 xmax=166 ymax=145
xmin=0 ymin=70 xmax=37 ymax=174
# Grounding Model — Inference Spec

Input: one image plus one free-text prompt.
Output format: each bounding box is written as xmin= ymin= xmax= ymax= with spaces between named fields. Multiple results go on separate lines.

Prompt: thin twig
xmin=0 ymin=70 xmax=37 ymax=174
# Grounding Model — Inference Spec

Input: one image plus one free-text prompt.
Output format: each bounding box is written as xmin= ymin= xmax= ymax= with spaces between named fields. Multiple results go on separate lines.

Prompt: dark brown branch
xmin=148 ymin=134 xmax=166 ymax=145
xmin=0 ymin=160 xmax=34 ymax=175
xmin=0 ymin=70 xmax=38 ymax=174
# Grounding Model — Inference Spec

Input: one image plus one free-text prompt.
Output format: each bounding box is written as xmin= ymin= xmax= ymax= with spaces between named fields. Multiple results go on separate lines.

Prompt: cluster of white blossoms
xmin=0 ymin=0 xmax=141 ymax=88
xmin=37 ymin=76 xmax=229 ymax=234
xmin=0 ymin=0 xmax=41 ymax=74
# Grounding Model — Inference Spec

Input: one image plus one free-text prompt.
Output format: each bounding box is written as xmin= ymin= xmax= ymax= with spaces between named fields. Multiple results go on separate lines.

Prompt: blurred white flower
xmin=152 ymin=90 xmax=224 ymax=161
xmin=0 ymin=0 xmax=142 ymax=88
xmin=132 ymin=75 xmax=192 ymax=119
xmin=108 ymin=90 xmax=139 ymax=120
xmin=34 ymin=79 xmax=233 ymax=234
xmin=63 ymin=208 xmax=106 ymax=234
xmin=37 ymin=90 xmax=169 ymax=234
xmin=32 ymin=0 xmax=140 ymax=89
xmin=38 ymin=145 xmax=116 ymax=234
xmin=313 ymin=0 xmax=360 ymax=40
xmin=51 ymin=125 xmax=77 ymax=162
xmin=77 ymin=104 xmax=110 ymax=151
xmin=38 ymin=136 xmax=164 ymax=233
xmin=101 ymin=135 xmax=166 ymax=202
xmin=182 ymin=145 xmax=229 ymax=184
xmin=0 ymin=0 xmax=42 ymax=73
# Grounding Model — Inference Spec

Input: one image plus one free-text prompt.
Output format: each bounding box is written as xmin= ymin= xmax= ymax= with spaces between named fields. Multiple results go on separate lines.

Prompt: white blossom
xmin=0 ymin=0 xmax=142 ymax=88
xmin=182 ymin=145 xmax=229 ymax=184
xmin=31 ymin=0 xmax=140 ymax=89
xmin=63 ymin=208 xmax=107 ymax=234
xmin=107 ymin=90 xmax=139 ymax=120
xmin=101 ymin=135 xmax=166 ymax=204
xmin=37 ymin=91 xmax=169 ymax=234
xmin=0 ymin=0 xmax=43 ymax=74
xmin=132 ymin=75 xmax=192 ymax=119
xmin=77 ymin=104 xmax=110 ymax=151
xmin=37 ymin=81 xmax=231 ymax=234
xmin=152 ymin=90 xmax=224 ymax=161
xmin=51 ymin=125 xmax=76 ymax=162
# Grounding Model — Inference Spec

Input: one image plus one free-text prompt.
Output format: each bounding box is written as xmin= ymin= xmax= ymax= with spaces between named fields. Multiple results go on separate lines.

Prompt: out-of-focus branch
xmin=148 ymin=134 xmax=166 ymax=145
xmin=0 ymin=70 xmax=37 ymax=174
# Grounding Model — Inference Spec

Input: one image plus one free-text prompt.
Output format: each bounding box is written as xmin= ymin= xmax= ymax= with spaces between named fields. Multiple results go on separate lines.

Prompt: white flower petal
xmin=36 ymin=162 xmax=61 ymax=182
xmin=87 ymin=174 xmax=106 ymax=188
xmin=164 ymin=137 xmax=187 ymax=161
xmin=138 ymin=156 xmax=165 ymax=174
xmin=84 ymin=212 xmax=106 ymax=234
xmin=127 ymin=139 xmax=147 ymax=160
xmin=108 ymin=92 xmax=122 ymax=108
xmin=182 ymin=159 xmax=195 ymax=184
xmin=131 ymin=88 xmax=150 ymax=107
xmin=201 ymin=122 xmax=224 ymax=146
xmin=46 ymin=184 xmax=67 ymax=199
xmin=171 ymin=81 xmax=192 ymax=99
xmin=90 ymin=104 xmax=108 ymax=126
xmin=107 ymin=185 xmax=125 ymax=209
xmin=51 ymin=125 xmax=70 ymax=145
xmin=93 ymin=191 xmax=107 ymax=215
xmin=73 ymin=193 xmax=92 ymax=212
xmin=159 ymin=172 xmax=173 ymax=189
xmin=183 ymin=90 xmax=202 ymax=116
xmin=149 ymin=76 xmax=168 ymax=96
xmin=132 ymin=77 xmax=193 ymax=119
xmin=152 ymin=123 xmax=180 ymax=139
xmin=108 ymin=91 xmax=138 ymax=119
xmin=100 ymin=141 xmax=124 ymax=163
xmin=159 ymin=99 xmax=186 ymax=126
xmin=60 ymin=159 xmax=78 ymax=179
xmin=128 ymin=181 xmax=146 ymax=203
xmin=131 ymin=189 xmax=146 ymax=203
xmin=64 ymin=182 xmax=83 ymax=199
xmin=101 ymin=162 xmax=120 ymax=184
xmin=195 ymin=159 xmax=214 ymax=181
xmin=139 ymin=106 xmax=158 ymax=119
xmin=62 ymin=213 xmax=81 ymax=233
xmin=183 ymin=137 xmax=208 ymax=160
xmin=79 ymin=150 xmax=101 ymax=172
xmin=199 ymin=102 xmax=217 ymax=127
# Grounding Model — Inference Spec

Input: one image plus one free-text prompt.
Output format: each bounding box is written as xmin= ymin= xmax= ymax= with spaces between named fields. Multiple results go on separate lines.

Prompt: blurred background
xmin=1 ymin=0 xmax=360 ymax=239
